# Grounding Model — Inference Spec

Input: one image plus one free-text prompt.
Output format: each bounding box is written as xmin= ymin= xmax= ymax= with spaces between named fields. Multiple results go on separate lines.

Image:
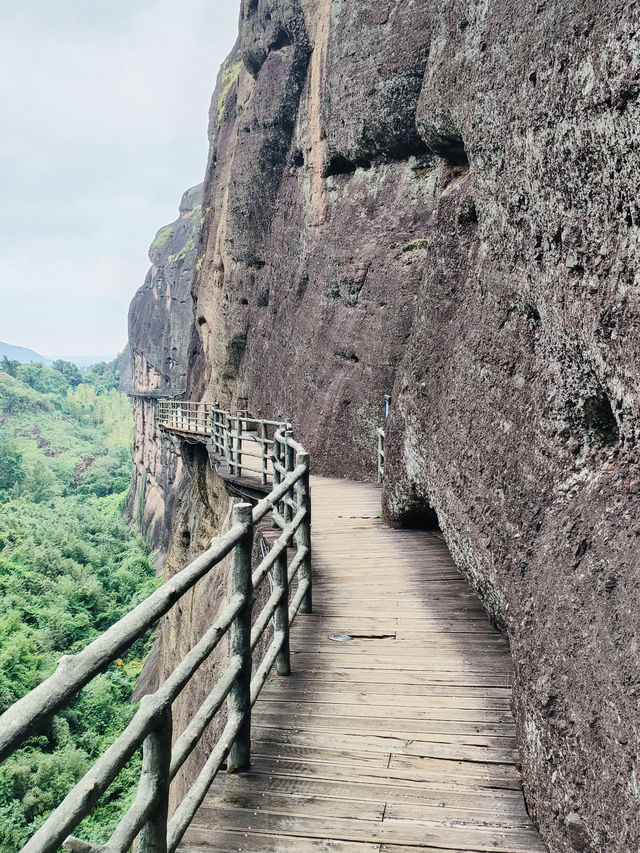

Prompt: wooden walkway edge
xmin=178 ymin=477 xmax=546 ymax=853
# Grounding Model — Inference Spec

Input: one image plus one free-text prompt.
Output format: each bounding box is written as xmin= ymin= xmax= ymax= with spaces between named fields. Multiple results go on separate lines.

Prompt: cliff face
xmin=126 ymin=186 xmax=202 ymax=550
xmin=126 ymin=1 xmax=640 ymax=849
xmin=383 ymin=9 xmax=640 ymax=850
xmin=124 ymin=184 xmax=244 ymax=801
xmin=184 ymin=2 xmax=640 ymax=850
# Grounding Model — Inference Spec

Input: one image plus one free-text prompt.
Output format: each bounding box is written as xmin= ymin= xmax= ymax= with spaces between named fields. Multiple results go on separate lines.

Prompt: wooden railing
xmin=377 ymin=427 xmax=385 ymax=483
xmin=157 ymin=400 xmax=287 ymax=486
xmin=0 ymin=427 xmax=311 ymax=853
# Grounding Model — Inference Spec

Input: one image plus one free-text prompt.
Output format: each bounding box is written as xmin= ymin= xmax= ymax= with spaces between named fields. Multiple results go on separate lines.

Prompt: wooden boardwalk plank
xmin=204 ymin=771 xmax=528 ymax=808
xmin=181 ymin=830 xmax=380 ymax=852
xmin=188 ymin=809 xmax=544 ymax=852
xmin=254 ymin=701 xmax=515 ymax=722
xmin=178 ymin=477 xmax=546 ymax=853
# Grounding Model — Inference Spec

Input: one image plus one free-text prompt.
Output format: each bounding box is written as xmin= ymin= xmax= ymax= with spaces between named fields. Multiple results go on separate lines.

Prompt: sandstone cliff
xmin=125 ymin=185 xmax=202 ymax=550
xmin=127 ymin=2 xmax=640 ymax=850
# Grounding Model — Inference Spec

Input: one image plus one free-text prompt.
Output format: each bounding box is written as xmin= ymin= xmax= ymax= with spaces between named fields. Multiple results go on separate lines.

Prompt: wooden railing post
xmin=283 ymin=430 xmax=294 ymax=526
xmin=138 ymin=704 xmax=172 ymax=853
xmin=217 ymin=411 xmax=224 ymax=455
xmin=261 ymin=423 xmax=268 ymax=486
xmin=273 ymin=430 xmax=282 ymax=495
xmin=295 ymin=451 xmax=312 ymax=614
xmin=227 ymin=503 xmax=254 ymax=773
xmin=212 ymin=409 xmax=219 ymax=451
xmin=274 ymin=547 xmax=291 ymax=676
xmin=237 ymin=415 xmax=244 ymax=479
xmin=226 ymin=414 xmax=235 ymax=475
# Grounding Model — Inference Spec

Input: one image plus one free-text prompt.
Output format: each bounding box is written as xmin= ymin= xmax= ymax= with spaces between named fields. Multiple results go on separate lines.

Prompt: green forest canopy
xmin=0 ymin=360 xmax=158 ymax=851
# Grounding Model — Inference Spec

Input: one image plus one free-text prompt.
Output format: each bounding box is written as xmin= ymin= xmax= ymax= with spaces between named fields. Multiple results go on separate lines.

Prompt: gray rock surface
xmin=125 ymin=186 xmax=202 ymax=551
xmin=128 ymin=184 xmax=202 ymax=397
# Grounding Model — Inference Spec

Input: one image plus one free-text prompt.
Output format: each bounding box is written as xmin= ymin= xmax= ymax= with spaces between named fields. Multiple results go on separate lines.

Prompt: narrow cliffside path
xmin=179 ymin=477 xmax=546 ymax=853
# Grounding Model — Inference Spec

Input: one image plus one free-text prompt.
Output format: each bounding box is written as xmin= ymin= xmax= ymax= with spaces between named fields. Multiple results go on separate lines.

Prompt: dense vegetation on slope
xmin=0 ymin=360 xmax=158 ymax=851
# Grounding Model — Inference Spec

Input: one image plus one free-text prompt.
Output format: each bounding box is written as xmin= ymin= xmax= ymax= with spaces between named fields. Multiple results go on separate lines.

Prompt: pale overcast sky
xmin=0 ymin=0 xmax=240 ymax=358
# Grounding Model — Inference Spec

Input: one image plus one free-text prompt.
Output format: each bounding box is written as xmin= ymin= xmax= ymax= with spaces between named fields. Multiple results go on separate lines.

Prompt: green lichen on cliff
xmin=150 ymin=225 xmax=173 ymax=252
xmin=167 ymin=205 xmax=200 ymax=266
xmin=217 ymin=60 xmax=242 ymax=126
xmin=168 ymin=233 xmax=195 ymax=266
xmin=402 ymin=238 xmax=429 ymax=252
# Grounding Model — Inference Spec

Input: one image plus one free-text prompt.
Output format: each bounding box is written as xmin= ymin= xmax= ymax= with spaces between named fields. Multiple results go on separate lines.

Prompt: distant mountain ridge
xmin=0 ymin=341 xmax=115 ymax=368
xmin=0 ymin=341 xmax=50 ymax=364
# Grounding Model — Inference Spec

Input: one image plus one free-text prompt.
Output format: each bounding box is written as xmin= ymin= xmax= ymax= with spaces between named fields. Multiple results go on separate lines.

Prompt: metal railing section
xmin=377 ymin=427 xmax=385 ymax=483
xmin=0 ymin=428 xmax=312 ymax=853
xmin=157 ymin=400 xmax=288 ymax=486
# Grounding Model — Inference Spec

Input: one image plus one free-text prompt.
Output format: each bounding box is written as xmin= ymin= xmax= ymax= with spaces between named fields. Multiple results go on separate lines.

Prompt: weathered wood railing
xmin=157 ymin=400 xmax=287 ymax=486
xmin=0 ymin=427 xmax=311 ymax=853
xmin=377 ymin=426 xmax=385 ymax=483
xmin=157 ymin=399 xmax=215 ymax=437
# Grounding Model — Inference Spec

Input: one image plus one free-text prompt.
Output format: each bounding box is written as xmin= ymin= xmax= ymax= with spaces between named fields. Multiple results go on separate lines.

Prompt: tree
xmin=0 ymin=357 xmax=19 ymax=378
xmin=24 ymin=462 xmax=57 ymax=504
xmin=0 ymin=435 xmax=25 ymax=492
xmin=77 ymin=448 xmax=131 ymax=497
xmin=83 ymin=362 xmax=119 ymax=393
xmin=16 ymin=364 xmax=69 ymax=396
xmin=52 ymin=360 xmax=82 ymax=388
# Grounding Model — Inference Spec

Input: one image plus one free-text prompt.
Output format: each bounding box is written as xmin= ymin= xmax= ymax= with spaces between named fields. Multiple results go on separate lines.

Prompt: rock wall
xmin=171 ymin=2 xmax=639 ymax=850
xmin=124 ymin=185 xmax=241 ymax=804
xmin=125 ymin=185 xmax=202 ymax=551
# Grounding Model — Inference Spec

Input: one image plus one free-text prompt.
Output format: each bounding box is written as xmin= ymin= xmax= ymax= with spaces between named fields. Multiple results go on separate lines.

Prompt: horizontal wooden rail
xmin=169 ymin=656 xmax=242 ymax=780
xmin=1 ymin=428 xmax=312 ymax=853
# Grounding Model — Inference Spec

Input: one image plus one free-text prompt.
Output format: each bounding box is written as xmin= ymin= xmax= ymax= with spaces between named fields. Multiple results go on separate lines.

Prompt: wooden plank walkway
xmin=178 ymin=477 xmax=546 ymax=853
